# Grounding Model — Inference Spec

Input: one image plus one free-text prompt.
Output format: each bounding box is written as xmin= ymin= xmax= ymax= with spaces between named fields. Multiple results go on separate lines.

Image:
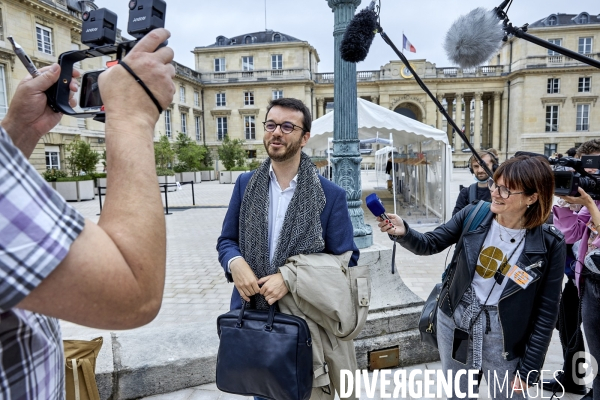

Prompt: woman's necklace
xmin=496 ymin=217 xmax=525 ymax=243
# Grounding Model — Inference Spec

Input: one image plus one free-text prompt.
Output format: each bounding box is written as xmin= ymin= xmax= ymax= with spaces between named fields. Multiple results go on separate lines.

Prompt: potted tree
xmin=95 ymin=149 xmax=107 ymax=195
xmin=200 ymin=144 xmax=216 ymax=181
xmin=154 ymin=134 xmax=176 ymax=192
xmin=52 ymin=135 xmax=100 ymax=201
xmin=173 ymin=133 xmax=205 ymax=183
xmin=217 ymin=136 xmax=246 ymax=184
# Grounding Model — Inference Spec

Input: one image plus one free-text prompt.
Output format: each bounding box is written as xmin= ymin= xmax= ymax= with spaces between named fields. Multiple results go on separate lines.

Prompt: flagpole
xmin=402 ymin=30 xmax=404 ymax=55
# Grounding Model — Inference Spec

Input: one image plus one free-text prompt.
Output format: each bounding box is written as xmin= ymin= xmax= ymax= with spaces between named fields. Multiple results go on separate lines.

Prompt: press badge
xmin=506 ymin=265 xmax=533 ymax=289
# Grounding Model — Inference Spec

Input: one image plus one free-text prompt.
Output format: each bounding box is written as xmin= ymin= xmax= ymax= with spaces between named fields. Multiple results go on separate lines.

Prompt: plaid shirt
xmin=0 ymin=127 xmax=84 ymax=399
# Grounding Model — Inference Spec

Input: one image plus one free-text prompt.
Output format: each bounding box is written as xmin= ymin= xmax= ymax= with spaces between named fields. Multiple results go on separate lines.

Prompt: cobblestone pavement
xmin=59 ymin=169 xmax=568 ymax=399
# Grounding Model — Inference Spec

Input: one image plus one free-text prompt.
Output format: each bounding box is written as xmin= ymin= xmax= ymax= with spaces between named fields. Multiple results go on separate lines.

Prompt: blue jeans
xmin=582 ymin=274 xmax=600 ymax=400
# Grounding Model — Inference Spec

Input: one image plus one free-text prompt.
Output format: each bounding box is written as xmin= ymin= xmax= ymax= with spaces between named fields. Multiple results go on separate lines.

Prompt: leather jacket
xmin=397 ymin=203 xmax=565 ymax=383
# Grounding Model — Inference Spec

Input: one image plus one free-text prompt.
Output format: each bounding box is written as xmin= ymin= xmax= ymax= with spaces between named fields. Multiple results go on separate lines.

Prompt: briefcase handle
xmin=236 ymin=302 xmax=277 ymax=332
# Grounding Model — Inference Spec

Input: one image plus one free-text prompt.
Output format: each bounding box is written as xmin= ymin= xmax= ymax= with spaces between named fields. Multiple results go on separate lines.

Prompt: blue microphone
xmin=366 ymin=193 xmax=396 ymax=274
xmin=366 ymin=193 xmax=389 ymax=220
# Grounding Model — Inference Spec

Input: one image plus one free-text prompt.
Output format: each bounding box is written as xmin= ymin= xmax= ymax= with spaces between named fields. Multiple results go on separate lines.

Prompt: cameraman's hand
xmin=559 ymin=187 xmax=595 ymax=208
xmin=98 ymin=28 xmax=175 ymax=129
xmin=1 ymin=64 xmax=79 ymax=158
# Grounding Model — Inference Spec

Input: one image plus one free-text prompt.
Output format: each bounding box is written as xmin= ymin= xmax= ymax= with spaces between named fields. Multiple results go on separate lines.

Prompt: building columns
xmin=482 ymin=96 xmax=490 ymax=148
xmin=316 ymin=97 xmax=325 ymax=118
xmin=464 ymin=95 xmax=472 ymax=149
xmin=446 ymin=96 xmax=454 ymax=147
xmin=436 ymin=93 xmax=444 ymax=130
xmin=474 ymin=92 xmax=482 ymax=151
xmin=455 ymin=93 xmax=463 ymax=151
xmin=492 ymin=91 xmax=502 ymax=150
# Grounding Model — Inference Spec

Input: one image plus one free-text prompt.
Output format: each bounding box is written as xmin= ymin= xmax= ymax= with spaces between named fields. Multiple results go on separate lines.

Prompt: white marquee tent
xmin=304 ymin=98 xmax=452 ymax=223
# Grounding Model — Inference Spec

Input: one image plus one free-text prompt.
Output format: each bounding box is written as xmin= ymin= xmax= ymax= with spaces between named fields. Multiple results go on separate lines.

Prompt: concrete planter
xmin=95 ymin=177 xmax=107 ymax=195
xmin=201 ymin=170 xmax=216 ymax=181
xmin=158 ymin=175 xmax=177 ymax=192
xmin=230 ymin=170 xmax=246 ymax=183
xmin=177 ymin=171 xmax=202 ymax=183
xmin=219 ymin=171 xmax=232 ymax=184
xmin=53 ymin=180 xmax=95 ymax=201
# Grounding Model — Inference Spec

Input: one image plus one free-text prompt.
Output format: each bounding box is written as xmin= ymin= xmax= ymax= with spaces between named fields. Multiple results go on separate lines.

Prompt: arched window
xmin=273 ymin=33 xmax=281 ymax=42
xmin=217 ymin=37 xmax=226 ymax=46
xmin=244 ymin=36 xmax=252 ymax=44
xmin=547 ymin=16 xmax=557 ymax=26
xmin=577 ymin=14 xmax=589 ymax=24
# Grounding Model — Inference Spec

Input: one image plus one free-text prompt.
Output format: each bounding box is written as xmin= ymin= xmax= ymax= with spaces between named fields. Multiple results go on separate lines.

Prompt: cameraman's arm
xmin=559 ymin=187 xmax=600 ymax=236
xmin=17 ymin=29 xmax=176 ymax=329
xmin=1 ymin=65 xmax=79 ymax=158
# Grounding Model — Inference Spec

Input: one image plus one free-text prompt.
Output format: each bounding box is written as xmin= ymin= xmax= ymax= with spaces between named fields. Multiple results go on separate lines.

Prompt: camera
xmin=549 ymin=156 xmax=600 ymax=200
xmin=45 ymin=0 xmax=167 ymax=122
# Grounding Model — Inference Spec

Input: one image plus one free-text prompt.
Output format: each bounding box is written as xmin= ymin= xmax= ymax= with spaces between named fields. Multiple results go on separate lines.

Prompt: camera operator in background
xmin=0 ymin=29 xmax=175 ymax=398
xmin=452 ymin=149 xmax=499 ymax=216
xmin=552 ymin=139 xmax=600 ymax=400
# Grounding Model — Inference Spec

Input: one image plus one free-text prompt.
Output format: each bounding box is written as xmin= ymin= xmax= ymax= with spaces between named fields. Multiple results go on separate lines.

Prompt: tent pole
xmin=391 ymin=133 xmax=396 ymax=215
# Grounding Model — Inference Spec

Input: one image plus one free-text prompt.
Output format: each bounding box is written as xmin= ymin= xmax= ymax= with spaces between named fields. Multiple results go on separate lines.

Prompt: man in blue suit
xmin=217 ymin=98 xmax=359 ymax=311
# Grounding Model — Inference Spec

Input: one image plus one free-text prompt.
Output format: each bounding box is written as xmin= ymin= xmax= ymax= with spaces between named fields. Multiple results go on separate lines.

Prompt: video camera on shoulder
xmin=46 ymin=0 xmax=167 ymax=123
xmin=550 ymin=155 xmax=600 ymax=199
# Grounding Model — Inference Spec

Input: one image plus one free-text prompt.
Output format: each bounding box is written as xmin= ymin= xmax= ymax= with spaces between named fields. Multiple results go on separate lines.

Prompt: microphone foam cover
xmin=443 ymin=7 xmax=505 ymax=69
xmin=340 ymin=7 xmax=378 ymax=63
xmin=366 ymin=193 xmax=386 ymax=217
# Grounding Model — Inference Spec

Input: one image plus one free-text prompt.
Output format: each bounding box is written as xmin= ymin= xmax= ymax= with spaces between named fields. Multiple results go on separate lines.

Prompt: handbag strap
xmin=80 ymin=358 xmax=101 ymax=400
xmin=71 ymin=358 xmax=101 ymax=400
xmin=72 ymin=359 xmax=81 ymax=400
xmin=444 ymin=201 xmax=490 ymax=282
xmin=236 ymin=302 xmax=277 ymax=332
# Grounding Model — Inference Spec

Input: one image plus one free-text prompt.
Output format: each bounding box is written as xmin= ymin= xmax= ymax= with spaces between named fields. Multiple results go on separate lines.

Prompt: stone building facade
xmin=1 ymin=3 xmax=598 ymax=172
xmin=192 ymin=12 xmax=599 ymax=168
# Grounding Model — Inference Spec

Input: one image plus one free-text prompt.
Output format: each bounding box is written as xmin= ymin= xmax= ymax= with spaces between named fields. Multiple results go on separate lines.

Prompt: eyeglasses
xmin=263 ymin=121 xmax=305 ymax=134
xmin=487 ymin=178 xmax=526 ymax=199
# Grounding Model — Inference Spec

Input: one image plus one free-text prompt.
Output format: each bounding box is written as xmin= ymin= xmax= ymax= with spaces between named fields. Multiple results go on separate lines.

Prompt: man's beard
xmin=264 ymin=136 xmax=303 ymax=162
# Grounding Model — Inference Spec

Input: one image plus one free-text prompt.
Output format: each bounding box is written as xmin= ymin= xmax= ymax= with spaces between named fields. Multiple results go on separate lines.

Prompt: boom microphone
xmin=340 ymin=1 xmax=378 ymax=63
xmin=443 ymin=7 xmax=505 ymax=69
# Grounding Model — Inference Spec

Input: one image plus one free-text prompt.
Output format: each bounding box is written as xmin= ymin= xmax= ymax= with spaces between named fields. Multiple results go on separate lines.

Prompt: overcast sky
xmin=95 ymin=0 xmax=596 ymax=72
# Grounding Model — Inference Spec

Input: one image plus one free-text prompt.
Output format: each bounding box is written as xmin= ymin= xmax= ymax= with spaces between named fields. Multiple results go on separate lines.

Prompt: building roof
xmin=529 ymin=12 xmax=600 ymax=28
xmin=204 ymin=30 xmax=302 ymax=48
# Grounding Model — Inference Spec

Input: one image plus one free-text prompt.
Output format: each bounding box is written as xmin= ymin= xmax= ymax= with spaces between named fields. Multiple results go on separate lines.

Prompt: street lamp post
xmin=327 ymin=0 xmax=373 ymax=248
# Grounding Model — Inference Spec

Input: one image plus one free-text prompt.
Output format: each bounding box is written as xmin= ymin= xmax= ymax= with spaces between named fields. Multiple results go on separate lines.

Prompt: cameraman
xmin=552 ymin=139 xmax=600 ymax=400
xmin=0 ymin=29 xmax=175 ymax=398
xmin=452 ymin=149 xmax=498 ymax=215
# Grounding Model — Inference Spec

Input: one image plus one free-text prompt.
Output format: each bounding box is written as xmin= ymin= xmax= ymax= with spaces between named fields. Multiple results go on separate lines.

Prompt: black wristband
xmin=118 ymin=60 xmax=163 ymax=114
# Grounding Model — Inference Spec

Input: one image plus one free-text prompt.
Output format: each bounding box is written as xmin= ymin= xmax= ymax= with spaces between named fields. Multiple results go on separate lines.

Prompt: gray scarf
xmin=239 ymin=152 xmax=326 ymax=310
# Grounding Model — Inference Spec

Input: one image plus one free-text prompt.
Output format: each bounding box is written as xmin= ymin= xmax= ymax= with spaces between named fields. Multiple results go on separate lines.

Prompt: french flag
xmin=403 ymin=34 xmax=416 ymax=53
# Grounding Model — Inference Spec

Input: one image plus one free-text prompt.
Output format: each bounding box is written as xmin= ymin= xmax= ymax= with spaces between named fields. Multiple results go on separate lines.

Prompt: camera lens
xmin=82 ymin=11 xmax=90 ymax=21
xmin=129 ymin=0 xmax=137 ymax=10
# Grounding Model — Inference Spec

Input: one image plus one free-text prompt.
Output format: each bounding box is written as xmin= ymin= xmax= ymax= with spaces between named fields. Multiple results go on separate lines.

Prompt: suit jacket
xmin=217 ymin=170 xmax=360 ymax=310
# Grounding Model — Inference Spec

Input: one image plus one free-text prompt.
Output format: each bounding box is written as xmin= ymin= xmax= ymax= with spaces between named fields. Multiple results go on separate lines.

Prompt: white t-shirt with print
xmin=472 ymin=219 xmax=526 ymax=306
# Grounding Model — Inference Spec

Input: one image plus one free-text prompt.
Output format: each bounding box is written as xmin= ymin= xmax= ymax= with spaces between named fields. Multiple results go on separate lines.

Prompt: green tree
xmin=201 ymin=144 xmax=214 ymax=169
xmin=64 ymin=135 xmax=101 ymax=177
xmin=100 ymin=149 xmax=107 ymax=171
xmin=218 ymin=136 xmax=246 ymax=171
xmin=174 ymin=133 xmax=207 ymax=172
xmin=154 ymin=134 xmax=175 ymax=171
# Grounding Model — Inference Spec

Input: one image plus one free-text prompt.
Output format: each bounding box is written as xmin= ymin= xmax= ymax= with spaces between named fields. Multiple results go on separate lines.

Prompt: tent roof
xmin=304 ymin=98 xmax=448 ymax=151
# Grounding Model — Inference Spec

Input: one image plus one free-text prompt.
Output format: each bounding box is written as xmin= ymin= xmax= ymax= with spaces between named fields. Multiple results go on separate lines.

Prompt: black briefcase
xmin=216 ymin=303 xmax=313 ymax=400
